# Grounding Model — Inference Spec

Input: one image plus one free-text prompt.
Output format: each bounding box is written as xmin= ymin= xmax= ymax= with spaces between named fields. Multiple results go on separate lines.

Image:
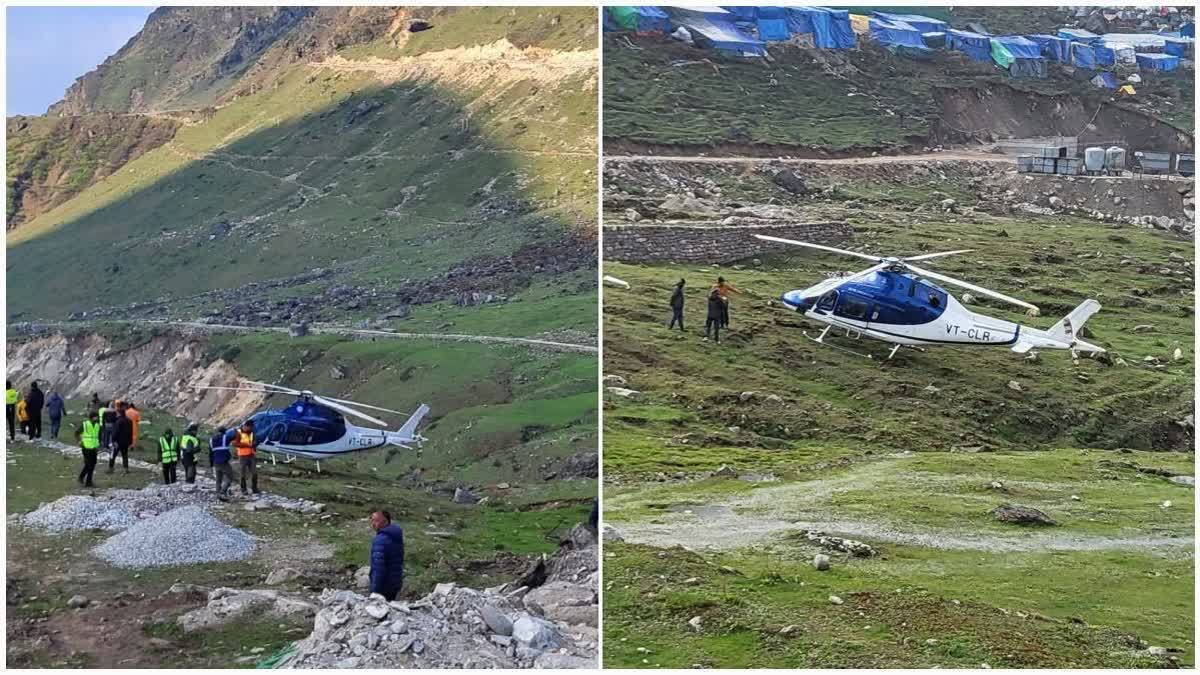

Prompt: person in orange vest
xmin=232 ymin=421 xmax=260 ymax=495
xmin=124 ymin=402 xmax=141 ymax=450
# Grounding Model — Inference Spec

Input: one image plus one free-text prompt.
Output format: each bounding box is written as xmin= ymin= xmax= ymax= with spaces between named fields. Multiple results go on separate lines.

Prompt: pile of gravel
xmin=21 ymin=495 xmax=139 ymax=533
xmin=93 ymin=505 xmax=257 ymax=569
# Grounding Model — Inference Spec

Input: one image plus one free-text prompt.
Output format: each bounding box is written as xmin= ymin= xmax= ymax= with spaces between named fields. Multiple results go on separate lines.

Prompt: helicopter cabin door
xmin=832 ymin=292 xmax=875 ymax=332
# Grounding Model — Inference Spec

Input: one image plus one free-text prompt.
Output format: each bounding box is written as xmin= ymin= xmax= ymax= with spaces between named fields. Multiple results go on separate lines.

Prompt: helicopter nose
xmin=781 ymin=290 xmax=809 ymax=310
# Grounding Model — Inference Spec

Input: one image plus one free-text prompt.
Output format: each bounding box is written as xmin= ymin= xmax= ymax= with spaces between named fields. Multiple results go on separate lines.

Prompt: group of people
xmin=6 ymin=380 xmax=65 ymax=441
xmin=668 ymin=276 xmax=740 ymax=343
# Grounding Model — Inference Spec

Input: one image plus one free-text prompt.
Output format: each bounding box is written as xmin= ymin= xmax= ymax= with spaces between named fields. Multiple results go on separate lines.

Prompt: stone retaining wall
xmin=602 ymin=221 xmax=853 ymax=263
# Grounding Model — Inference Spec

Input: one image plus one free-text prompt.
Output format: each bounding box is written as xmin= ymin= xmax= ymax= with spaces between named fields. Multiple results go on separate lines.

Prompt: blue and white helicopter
xmin=201 ymin=380 xmax=429 ymax=472
xmin=754 ymin=235 xmax=1105 ymax=360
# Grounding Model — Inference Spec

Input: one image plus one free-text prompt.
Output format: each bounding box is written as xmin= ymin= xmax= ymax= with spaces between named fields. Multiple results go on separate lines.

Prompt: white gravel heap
xmin=21 ymin=495 xmax=140 ymax=533
xmin=93 ymin=505 xmax=257 ymax=569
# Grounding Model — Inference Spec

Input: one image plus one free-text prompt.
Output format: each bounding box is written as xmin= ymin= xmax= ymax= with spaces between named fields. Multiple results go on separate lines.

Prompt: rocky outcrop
xmin=177 ymin=588 xmax=317 ymax=632
xmin=279 ymin=522 xmax=598 ymax=669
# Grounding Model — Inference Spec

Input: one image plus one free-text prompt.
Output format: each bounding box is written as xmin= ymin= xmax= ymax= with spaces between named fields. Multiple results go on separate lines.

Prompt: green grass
xmin=343 ymin=6 xmax=597 ymax=58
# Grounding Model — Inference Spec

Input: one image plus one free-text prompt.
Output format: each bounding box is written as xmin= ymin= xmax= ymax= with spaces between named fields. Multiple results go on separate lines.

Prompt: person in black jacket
xmin=109 ymin=403 xmax=133 ymax=474
xmin=668 ymin=279 xmax=686 ymax=330
xmin=704 ymin=288 xmax=724 ymax=343
xmin=369 ymin=510 xmax=405 ymax=601
xmin=47 ymin=390 xmax=65 ymax=439
xmin=25 ymin=381 xmax=44 ymax=439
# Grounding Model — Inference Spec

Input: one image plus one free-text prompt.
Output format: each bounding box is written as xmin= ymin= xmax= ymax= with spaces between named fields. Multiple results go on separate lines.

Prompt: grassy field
xmin=601 ymin=212 xmax=1194 ymax=667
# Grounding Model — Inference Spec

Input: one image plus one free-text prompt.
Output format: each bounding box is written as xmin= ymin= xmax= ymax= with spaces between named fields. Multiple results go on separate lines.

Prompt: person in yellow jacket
xmin=5 ymin=380 xmax=17 ymax=442
xmin=16 ymin=398 xmax=29 ymax=438
xmin=232 ymin=421 xmax=260 ymax=495
xmin=159 ymin=429 xmax=180 ymax=485
xmin=75 ymin=411 xmax=102 ymax=488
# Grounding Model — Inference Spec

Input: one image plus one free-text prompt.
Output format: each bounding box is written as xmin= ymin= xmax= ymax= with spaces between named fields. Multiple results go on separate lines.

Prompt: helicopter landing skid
xmin=804 ymin=327 xmax=876 ymax=360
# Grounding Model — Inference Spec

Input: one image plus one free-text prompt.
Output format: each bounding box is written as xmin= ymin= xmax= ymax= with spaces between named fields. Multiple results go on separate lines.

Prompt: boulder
xmin=452 ymin=487 xmax=480 ymax=504
xmin=812 ymin=554 xmax=830 ymax=571
xmin=266 ymin=567 xmax=302 ymax=585
xmin=990 ymin=504 xmax=1056 ymax=526
xmin=479 ymin=604 xmax=513 ymax=636
xmin=606 ymin=387 xmax=642 ymax=400
xmin=771 ymin=169 xmax=808 ymax=195
xmin=511 ymin=614 xmax=563 ymax=650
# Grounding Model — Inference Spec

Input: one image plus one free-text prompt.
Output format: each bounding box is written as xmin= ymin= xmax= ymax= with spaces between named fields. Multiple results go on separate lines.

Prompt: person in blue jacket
xmin=369 ymin=510 xmax=405 ymax=601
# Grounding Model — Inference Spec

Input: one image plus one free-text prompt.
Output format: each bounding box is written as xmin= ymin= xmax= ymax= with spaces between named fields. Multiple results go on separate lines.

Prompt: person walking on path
xmin=6 ymin=381 xmax=18 ymax=441
xmin=369 ymin=510 xmax=405 ymax=601
xmin=713 ymin=276 xmax=740 ymax=328
xmin=180 ymin=423 xmax=201 ymax=484
xmin=704 ymin=287 xmax=724 ymax=343
xmin=159 ymin=429 xmax=180 ymax=485
xmin=668 ymin=278 xmax=686 ymax=330
xmin=25 ymin=381 xmax=44 ymax=439
xmin=47 ymin=390 xmax=65 ymax=439
xmin=98 ymin=401 xmax=117 ymax=451
xmin=209 ymin=426 xmax=234 ymax=499
xmin=76 ymin=411 xmax=102 ymax=488
xmin=109 ymin=404 xmax=133 ymax=474
xmin=232 ymin=421 xmax=260 ymax=495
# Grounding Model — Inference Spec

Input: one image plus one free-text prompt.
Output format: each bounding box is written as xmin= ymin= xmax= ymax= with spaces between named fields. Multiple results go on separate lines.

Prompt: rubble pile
xmin=280 ymin=527 xmax=599 ymax=669
xmin=93 ymin=505 xmax=257 ymax=568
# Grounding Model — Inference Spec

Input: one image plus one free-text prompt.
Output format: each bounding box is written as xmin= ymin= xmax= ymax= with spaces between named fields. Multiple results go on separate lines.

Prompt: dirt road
xmin=604 ymin=151 xmax=1013 ymax=165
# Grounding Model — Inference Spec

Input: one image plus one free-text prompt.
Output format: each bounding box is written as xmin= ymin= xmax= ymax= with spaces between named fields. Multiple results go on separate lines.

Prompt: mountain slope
xmin=8 ymin=7 xmax=598 ymax=330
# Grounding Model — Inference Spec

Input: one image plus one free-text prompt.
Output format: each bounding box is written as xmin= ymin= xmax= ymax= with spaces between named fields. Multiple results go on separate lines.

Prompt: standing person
xmin=124 ymin=402 xmax=141 ymax=453
xmin=6 ymin=380 xmax=17 ymax=441
xmin=209 ymin=426 xmax=234 ymax=499
xmin=232 ymin=421 xmax=260 ymax=495
xmin=713 ymin=276 xmax=740 ymax=328
xmin=668 ymin=279 xmax=686 ymax=330
xmin=704 ymin=288 xmax=724 ymax=343
xmin=109 ymin=404 xmax=133 ymax=474
xmin=76 ymin=411 xmax=101 ymax=488
xmin=46 ymin=390 xmax=65 ymax=439
xmin=98 ymin=401 xmax=116 ymax=451
xmin=25 ymin=381 xmax=44 ymax=439
xmin=17 ymin=397 xmax=29 ymax=438
xmin=158 ymin=429 xmax=179 ymax=485
xmin=180 ymin=423 xmax=201 ymax=484
xmin=368 ymin=510 xmax=405 ymax=601
xmin=86 ymin=393 xmax=101 ymax=417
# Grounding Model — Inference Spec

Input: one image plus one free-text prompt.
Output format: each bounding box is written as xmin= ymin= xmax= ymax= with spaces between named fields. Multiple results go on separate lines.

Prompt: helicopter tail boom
xmin=387 ymin=404 xmax=430 ymax=446
xmin=1047 ymin=299 xmax=1102 ymax=345
xmin=1011 ymin=300 xmax=1105 ymax=354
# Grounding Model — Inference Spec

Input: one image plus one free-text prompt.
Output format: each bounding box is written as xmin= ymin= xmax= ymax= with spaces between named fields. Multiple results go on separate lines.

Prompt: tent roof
xmin=993 ymin=35 xmax=1043 ymax=59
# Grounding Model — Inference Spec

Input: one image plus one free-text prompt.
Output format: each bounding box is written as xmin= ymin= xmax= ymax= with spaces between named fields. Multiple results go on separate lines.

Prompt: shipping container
xmin=1177 ymin=153 xmax=1195 ymax=178
xmin=1105 ymin=146 xmax=1126 ymax=173
xmin=1084 ymin=147 xmax=1106 ymax=173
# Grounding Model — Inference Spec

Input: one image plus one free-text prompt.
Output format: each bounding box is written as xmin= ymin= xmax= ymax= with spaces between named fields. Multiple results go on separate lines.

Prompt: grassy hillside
xmin=601 ymin=211 xmax=1193 ymax=667
xmin=8 ymin=7 xmax=597 ymax=327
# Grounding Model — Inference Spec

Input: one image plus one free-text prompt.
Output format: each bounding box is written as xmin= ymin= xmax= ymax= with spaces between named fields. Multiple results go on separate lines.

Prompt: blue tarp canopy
xmin=946 ymin=29 xmax=991 ymax=61
xmin=787 ymin=6 xmax=855 ymax=49
xmin=665 ymin=7 xmax=767 ymax=56
xmin=922 ymin=31 xmax=946 ymax=50
xmin=992 ymin=36 xmax=1042 ymax=59
xmin=1165 ymin=37 xmax=1194 ymax=58
xmin=758 ymin=17 xmax=791 ymax=41
xmin=1136 ymin=52 xmax=1180 ymax=71
xmin=1071 ymin=42 xmax=1097 ymax=69
xmin=1091 ymin=72 xmax=1120 ymax=89
xmin=1058 ymin=28 xmax=1100 ymax=44
xmin=1095 ymin=45 xmax=1115 ymax=66
xmin=1026 ymin=34 xmax=1070 ymax=62
xmin=604 ymin=6 xmax=671 ymax=33
xmin=1182 ymin=22 xmax=1194 ymax=38
xmin=870 ymin=11 xmax=947 ymax=34
xmin=870 ymin=17 xmax=929 ymax=50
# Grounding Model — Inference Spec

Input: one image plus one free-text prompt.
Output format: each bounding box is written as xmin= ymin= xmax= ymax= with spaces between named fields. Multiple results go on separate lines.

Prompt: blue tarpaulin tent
xmin=993 ymin=36 xmax=1046 ymax=78
xmin=1058 ymin=28 xmax=1100 ymax=44
xmin=787 ymin=7 xmax=855 ymax=49
xmin=870 ymin=11 xmax=947 ymax=34
xmin=665 ymin=7 xmax=767 ymax=56
xmin=1182 ymin=22 xmax=1194 ymax=38
xmin=605 ymin=6 xmax=671 ymax=33
xmin=946 ymin=29 xmax=991 ymax=61
xmin=1136 ymin=52 xmax=1180 ymax=71
xmin=1071 ymin=42 xmax=1097 ymax=69
xmin=1095 ymin=44 xmax=1115 ymax=66
xmin=1091 ymin=72 xmax=1120 ymax=89
xmin=922 ymin=31 xmax=946 ymax=50
xmin=1165 ymin=37 xmax=1194 ymax=58
xmin=870 ymin=17 xmax=929 ymax=50
xmin=756 ymin=7 xmax=791 ymax=41
xmin=1027 ymin=34 xmax=1070 ymax=62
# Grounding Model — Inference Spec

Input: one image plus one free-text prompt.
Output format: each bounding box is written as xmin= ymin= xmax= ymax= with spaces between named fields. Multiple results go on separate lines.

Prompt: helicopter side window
xmin=816 ymin=290 xmax=838 ymax=312
xmin=266 ymin=422 xmax=286 ymax=444
xmin=918 ymin=284 xmax=947 ymax=309
xmin=838 ymin=296 xmax=870 ymax=320
xmin=285 ymin=425 xmax=316 ymax=445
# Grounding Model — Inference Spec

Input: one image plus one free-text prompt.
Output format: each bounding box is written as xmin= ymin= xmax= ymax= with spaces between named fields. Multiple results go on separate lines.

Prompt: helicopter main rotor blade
xmin=905 ymin=263 xmax=1040 ymax=313
xmin=240 ymin=380 xmax=303 ymax=395
xmin=902 ymin=249 xmax=974 ymax=261
xmin=312 ymin=395 xmax=388 ymax=427
xmin=317 ymin=395 xmax=412 ymax=417
xmin=754 ymin=235 xmax=883 ymax=263
xmin=816 ymin=262 xmax=890 ymax=294
xmin=195 ymin=386 xmax=281 ymax=394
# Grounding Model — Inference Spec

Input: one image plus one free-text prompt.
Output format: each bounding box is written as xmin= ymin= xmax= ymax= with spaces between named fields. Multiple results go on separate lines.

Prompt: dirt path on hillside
xmin=605 ymin=151 xmax=1012 ymax=165
xmin=606 ymin=459 xmax=1194 ymax=554
xmin=26 ymin=319 xmax=598 ymax=355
